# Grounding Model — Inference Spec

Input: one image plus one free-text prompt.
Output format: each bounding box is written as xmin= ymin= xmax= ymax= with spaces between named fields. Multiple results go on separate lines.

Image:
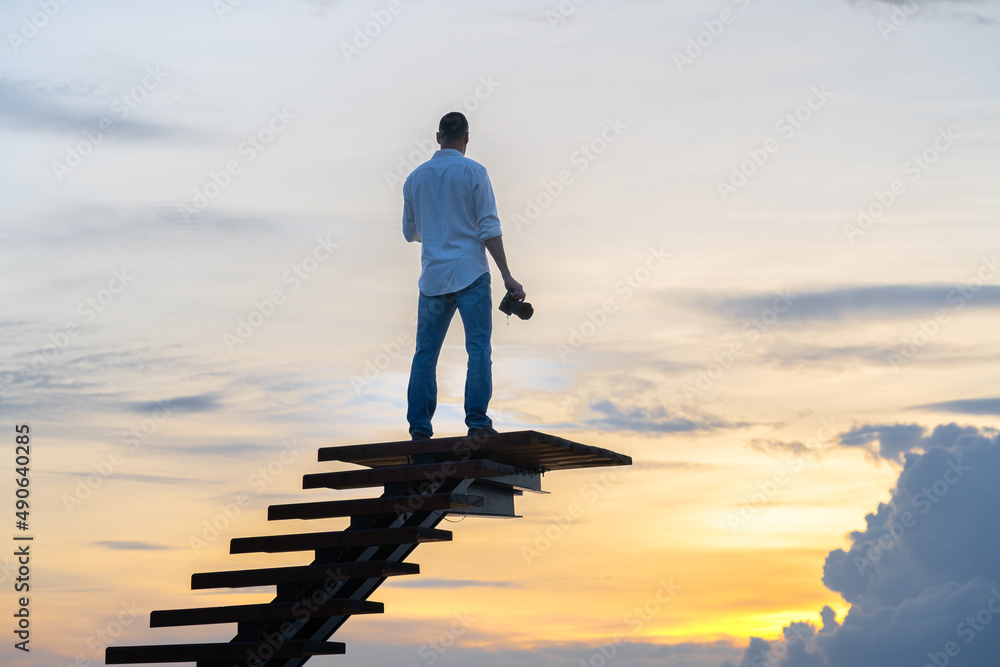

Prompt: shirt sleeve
xmin=402 ymin=178 xmax=420 ymax=243
xmin=473 ymin=168 xmax=502 ymax=241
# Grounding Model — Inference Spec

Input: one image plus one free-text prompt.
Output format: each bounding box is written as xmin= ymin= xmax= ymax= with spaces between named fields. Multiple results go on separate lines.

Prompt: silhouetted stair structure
xmin=105 ymin=430 xmax=631 ymax=666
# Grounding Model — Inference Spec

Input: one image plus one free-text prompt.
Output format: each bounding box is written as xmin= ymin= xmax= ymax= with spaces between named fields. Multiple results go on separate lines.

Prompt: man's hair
xmin=438 ymin=112 xmax=469 ymax=142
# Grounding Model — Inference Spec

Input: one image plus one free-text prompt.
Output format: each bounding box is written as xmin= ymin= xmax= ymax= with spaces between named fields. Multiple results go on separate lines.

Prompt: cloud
xmin=762 ymin=342 xmax=896 ymax=366
xmin=123 ymin=393 xmax=222 ymax=414
xmin=152 ymin=441 xmax=277 ymax=457
xmin=0 ymin=74 xmax=183 ymax=140
xmin=4 ymin=204 xmax=285 ymax=252
xmin=838 ymin=423 xmax=928 ymax=462
xmin=91 ymin=540 xmax=174 ymax=550
xmin=705 ymin=285 xmax=1000 ymax=323
xmin=837 ymin=422 xmax=988 ymax=463
xmin=847 ymin=0 xmax=999 ymax=25
xmin=749 ymin=438 xmax=825 ymax=460
xmin=585 ymin=399 xmax=742 ymax=434
xmin=753 ymin=339 xmax=1000 ymax=375
xmin=916 ymin=397 xmax=1000 ymax=416
xmin=47 ymin=470 xmax=214 ymax=487
xmin=859 ymin=0 xmax=977 ymax=4
xmin=0 ymin=343 xmax=229 ymax=420
xmin=725 ymin=425 xmax=1000 ymax=667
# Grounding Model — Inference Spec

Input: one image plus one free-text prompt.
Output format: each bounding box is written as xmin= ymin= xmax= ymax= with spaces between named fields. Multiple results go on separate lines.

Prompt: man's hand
xmin=504 ymin=275 xmax=526 ymax=301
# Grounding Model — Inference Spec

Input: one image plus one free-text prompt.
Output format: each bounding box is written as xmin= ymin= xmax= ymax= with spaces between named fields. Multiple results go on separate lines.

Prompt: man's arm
xmin=402 ymin=180 xmax=420 ymax=242
xmin=484 ymin=235 xmax=525 ymax=300
xmin=474 ymin=170 xmax=523 ymax=299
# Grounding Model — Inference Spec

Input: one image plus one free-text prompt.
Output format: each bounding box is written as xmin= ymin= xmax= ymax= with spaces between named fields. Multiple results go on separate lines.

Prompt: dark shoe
xmin=467 ymin=426 xmax=499 ymax=438
xmin=411 ymin=432 xmax=431 ymax=441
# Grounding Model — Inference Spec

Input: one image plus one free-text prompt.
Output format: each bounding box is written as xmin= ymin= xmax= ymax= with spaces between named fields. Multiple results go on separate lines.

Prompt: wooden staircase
xmin=105 ymin=430 xmax=631 ymax=666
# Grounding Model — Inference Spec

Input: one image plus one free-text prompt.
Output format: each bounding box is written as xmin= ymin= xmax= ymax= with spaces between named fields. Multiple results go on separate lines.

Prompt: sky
xmin=2 ymin=0 xmax=999 ymax=665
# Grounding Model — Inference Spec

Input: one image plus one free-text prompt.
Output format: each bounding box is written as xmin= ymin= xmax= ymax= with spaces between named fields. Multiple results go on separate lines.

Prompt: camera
xmin=498 ymin=292 xmax=533 ymax=320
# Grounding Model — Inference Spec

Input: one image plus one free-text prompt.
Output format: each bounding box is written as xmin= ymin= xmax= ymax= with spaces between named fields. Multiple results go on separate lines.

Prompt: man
xmin=402 ymin=111 xmax=525 ymax=441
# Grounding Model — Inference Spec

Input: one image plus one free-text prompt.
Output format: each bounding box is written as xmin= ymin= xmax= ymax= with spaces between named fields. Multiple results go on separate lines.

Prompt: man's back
xmin=402 ymin=149 xmax=501 ymax=297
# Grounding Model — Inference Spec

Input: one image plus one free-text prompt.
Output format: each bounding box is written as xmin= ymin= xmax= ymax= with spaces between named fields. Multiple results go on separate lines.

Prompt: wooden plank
xmin=150 ymin=598 xmax=382 ymax=627
xmin=268 ymin=493 xmax=485 ymax=521
xmin=231 ymin=526 xmax=451 ymax=555
xmin=302 ymin=459 xmax=516 ymax=490
xmin=317 ymin=430 xmax=632 ymax=472
xmin=105 ymin=640 xmax=344 ymax=664
xmin=191 ymin=560 xmax=418 ymax=590
xmin=318 ymin=431 xmax=524 ymax=465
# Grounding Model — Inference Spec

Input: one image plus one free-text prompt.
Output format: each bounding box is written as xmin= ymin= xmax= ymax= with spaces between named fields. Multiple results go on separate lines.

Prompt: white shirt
xmin=402 ymin=149 xmax=503 ymax=296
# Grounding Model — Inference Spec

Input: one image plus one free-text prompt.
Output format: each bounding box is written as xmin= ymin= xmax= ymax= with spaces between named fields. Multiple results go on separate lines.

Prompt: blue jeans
xmin=407 ymin=272 xmax=493 ymax=437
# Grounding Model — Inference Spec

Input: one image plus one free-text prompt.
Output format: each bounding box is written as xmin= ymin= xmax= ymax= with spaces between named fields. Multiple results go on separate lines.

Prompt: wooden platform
xmin=106 ymin=641 xmax=344 ymax=664
xmin=191 ymin=560 xmax=419 ymax=590
xmin=268 ymin=493 xmax=484 ymax=521
xmin=230 ymin=526 xmax=452 ymax=555
xmin=150 ymin=598 xmax=383 ymax=627
xmin=191 ymin=560 xmax=420 ymax=590
xmin=318 ymin=430 xmax=632 ymax=471
xmin=302 ymin=459 xmax=519 ymax=490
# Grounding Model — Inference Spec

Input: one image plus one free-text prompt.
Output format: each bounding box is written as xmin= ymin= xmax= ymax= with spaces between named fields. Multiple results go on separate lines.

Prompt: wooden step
xmin=231 ymin=526 xmax=452 ymax=555
xmin=191 ymin=559 xmax=418 ymax=590
xmin=105 ymin=640 xmax=344 ymax=664
xmin=317 ymin=430 xmax=632 ymax=471
xmin=302 ymin=459 xmax=516 ymax=490
xmin=268 ymin=493 xmax=485 ymax=520
xmin=150 ymin=598 xmax=382 ymax=627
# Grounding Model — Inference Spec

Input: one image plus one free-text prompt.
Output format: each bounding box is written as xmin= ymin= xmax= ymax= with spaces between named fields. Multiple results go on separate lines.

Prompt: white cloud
xmin=726 ymin=425 xmax=1000 ymax=666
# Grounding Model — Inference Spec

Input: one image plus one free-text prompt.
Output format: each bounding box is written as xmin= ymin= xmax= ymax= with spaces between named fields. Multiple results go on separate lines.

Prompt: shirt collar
xmin=434 ymin=148 xmax=464 ymax=158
